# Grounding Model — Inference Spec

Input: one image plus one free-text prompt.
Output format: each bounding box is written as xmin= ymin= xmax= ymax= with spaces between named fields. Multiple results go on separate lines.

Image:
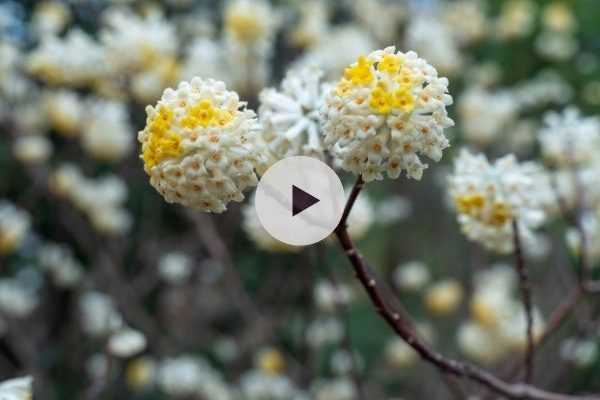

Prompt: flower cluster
xmin=449 ymin=150 xmax=548 ymax=253
xmin=0 ymin=201 xmax=30 ymax=256
xmin=538 ymin=107 xmax=600 ymax=167
xmin=458 ymin=264 xmax=545 ymax=363
xmin=321 ymin=46 xmax=453 ymax=182
xmin=139 ymin=78 xmax=266 ymax=212
xmin=50 ymin=164 xmax=132 ymax=235
xmin=259 ymin=67 xmax=328 ymax=161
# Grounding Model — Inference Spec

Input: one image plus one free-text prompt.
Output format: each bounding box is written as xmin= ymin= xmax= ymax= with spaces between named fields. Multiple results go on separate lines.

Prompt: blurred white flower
xmin=26 ymin=29 xmax=106 ymax=87
xmin=288 ymin=0 xmax=329 ymax=48
xmin=126 ymin=357 xmax=157 ymax=391
xmin=108 ymin=328 xmax=147 ymax=358
xmin=561 ymin=338 xmax=599 ymax=368
xmin=159 ymin=252 xmax=193 ymax=285
xmin=32 ymin=1 xmax=71 ymax=36
xmin=313 ymin=378 xmax=356 ymax=400
xmin=314 ymin=280 xmax=353 ymax=312
xmin=393 ymin=260 xmax=430 ymax=292
xmin=539 ymin=107 xmax=600 ymax=168
xmin=0 ymin=201 xmax=30 ymax=256
xmin=0 ymin=279 xmax=38 ymax=318
xmin=239 ymin=370 xmax=302 ymax=400
xmin=495 ymin=0 xmax=537 ymax=40
xmin=405 ymin=14 xmax=463 ymax=76
xmin=13 ymin=135 xmax=52 ymax=164
xmin=374 ymin=195 xmax=412 ymax=224
xmin=81 ymin=99 xmax=133 ymax=162
xmin=385 ymin=338 xmax=418 ymax=368
xmin=449 ymin=150 xmax=549 ymax=253
xmin=0 ymin=376 xmax=32 ymax=400
xmin=38 ymin=242 xmax=83 ymax=288
xmin=79 ymin=291 xmax=123 ymax=337
xmin=458 ymin=87 xmax=516 ymax=146
xmin=306 ymin=317 xmax=344 ymax=348
xmin=158 ymin=356 xmax=231 ymax=399
xmin=424 ymin=279 xmax=463 ymax=316
xmin=44 ymin=90 xmax=83 ymax=137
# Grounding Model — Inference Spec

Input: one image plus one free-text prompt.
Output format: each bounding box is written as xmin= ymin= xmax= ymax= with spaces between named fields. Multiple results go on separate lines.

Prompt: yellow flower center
xmin=344 ymin=56 xmax=374 ymax=86
xmin=142 ymin=106 xmax=182 ymax=172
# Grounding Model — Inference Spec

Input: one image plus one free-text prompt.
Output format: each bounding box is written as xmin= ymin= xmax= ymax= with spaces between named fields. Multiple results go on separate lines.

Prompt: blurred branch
xmin=334 ymin=176 xmax=600 ymax=400
xmin=186 ymin=211 xmax=260 ymax=321
xmin=512 ymin=219 xmax=535 ymax=383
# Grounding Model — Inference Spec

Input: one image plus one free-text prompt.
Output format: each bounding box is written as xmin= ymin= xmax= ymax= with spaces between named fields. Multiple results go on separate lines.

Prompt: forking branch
xmin=333 ymin=175 xmax=600 ymax=400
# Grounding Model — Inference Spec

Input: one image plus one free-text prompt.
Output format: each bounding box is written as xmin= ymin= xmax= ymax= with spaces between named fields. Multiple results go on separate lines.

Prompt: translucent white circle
xmin=255 ymin=156 xmax=345 ymax=246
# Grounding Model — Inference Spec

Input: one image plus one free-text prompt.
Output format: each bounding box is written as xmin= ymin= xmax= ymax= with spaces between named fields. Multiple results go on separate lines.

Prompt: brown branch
xmin=512 ymin=219 xmax=535 ymax=383
xmin=333 ymin=176 xmax=600 ymax=400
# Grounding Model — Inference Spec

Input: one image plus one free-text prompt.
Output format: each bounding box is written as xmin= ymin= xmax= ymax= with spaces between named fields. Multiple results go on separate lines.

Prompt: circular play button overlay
xmin=255 ymin=156 xmax=345 ymax=246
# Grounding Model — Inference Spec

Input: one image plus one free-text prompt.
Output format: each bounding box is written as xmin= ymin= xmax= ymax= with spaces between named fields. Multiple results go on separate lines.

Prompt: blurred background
xmin=1 ymin=0 xmax=600 ymax=398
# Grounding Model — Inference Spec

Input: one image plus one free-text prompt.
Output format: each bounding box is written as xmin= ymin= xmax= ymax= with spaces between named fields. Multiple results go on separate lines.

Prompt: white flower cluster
xmin=224 ymin=0 xmax=277 ymax=95
xmin=108 ymin=328 xmax=147 ymax=358
xmin=44 ymin=90 xmax=83 ymax=137
xmin=259 ymin=67 xmax=329 ymax=161
xmin=313 ymin=378 xmax=356 ymax=400
xmin=239 ymin=370 xmax=305 ymax=400
xmin=321 ymin=46 xmax=453 ymax=182
xmin=0 ymin=41 xmax=30 ymax=109
xmin=536 ymin=2 xmax=578 ymax=62
xmin=393 ymin=260 xmax=431 ymax=292
xmin=313 ymin=280 xmax=354 ymax=313
xmin=538 ymin=108 xmax=600 ymax=167
xmin=157 ymin=356 xmax=231 ymax=399
xmin=81 ymin=99 xmax=133 ymax=162
xmin=0 ymin=277 xmax=39 ymax=319
xmin=158 ymin=252 xmax=193 ymax=285
xmin=0 ymin=376 xmax=32 ymax=400
xmin=79 ymin=291 xmax=123 ymax=337
xmin=405 ymin=15 xmax=463 ymax=76
xmin=449 ymin=150 xmax=549 ymax=253
xmin=12 ymin=134 xmax=53 ymax=164
xmin=566 ymin=212 xmax=600 ymax=267
xmin=38 ymin=242 xmax=84 ymax=288
xmin=26 ymin=29 xmax=105 ymax=87
xmin=50 ymin=164 xmax=132 ymax=235
xmin=100 ymin=9 xmax=179 ymax=102
xmin=424 ymin=279 xmax=464 ymax=316
xmin=458 ymin=264 xmax=545 ymax=363
xmin=0 ymin=201 xmax=31 ymax=256
xmin=139 ymin=78 xmax=266 ymax=212
xmin=560 ymin=338 xmax=599 ymax=368
xmin=31 ymin=1 xmax=71 ymax=36
xmin=458 ymin=86 xmax=517 ymax=146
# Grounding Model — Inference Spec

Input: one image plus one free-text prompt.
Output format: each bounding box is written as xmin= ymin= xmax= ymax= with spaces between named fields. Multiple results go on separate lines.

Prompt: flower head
xmin=258 ymin=67 xmax=328 ymax=161
xmin=449 ymin=150 xmax=548 ymax=253
xmin=538 ymin=107 xmax=600 ymax=168
xmin=138 ymin=77 xmax=265 ymax=212
xmin=321 ymin=47 xmax=453 ymax=182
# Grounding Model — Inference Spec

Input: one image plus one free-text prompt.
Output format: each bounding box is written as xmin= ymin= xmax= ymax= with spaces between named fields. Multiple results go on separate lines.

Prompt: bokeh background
xmin=0 ymin=0 xmax=600 ymax=398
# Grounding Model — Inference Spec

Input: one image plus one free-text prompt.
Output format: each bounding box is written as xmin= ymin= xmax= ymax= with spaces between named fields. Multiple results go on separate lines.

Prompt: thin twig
xmin=333 ymin=176 xmax=600 ymax=400
xmin=512 ymin=219 xmax=535 ymax=383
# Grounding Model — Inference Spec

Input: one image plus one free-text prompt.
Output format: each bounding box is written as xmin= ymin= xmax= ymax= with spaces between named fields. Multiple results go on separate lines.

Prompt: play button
xmin=292 ymin=185 xmax=319 ymax=216
xmin=255 ymin=156 xmax=345 ymax=246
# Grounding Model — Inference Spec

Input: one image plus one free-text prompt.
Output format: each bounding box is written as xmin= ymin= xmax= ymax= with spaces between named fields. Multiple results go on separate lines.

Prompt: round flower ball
xmin=138 ymin=77 xmax=266 ymax=212
xmin=321 ymin=46 xmax=454 ymax=182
